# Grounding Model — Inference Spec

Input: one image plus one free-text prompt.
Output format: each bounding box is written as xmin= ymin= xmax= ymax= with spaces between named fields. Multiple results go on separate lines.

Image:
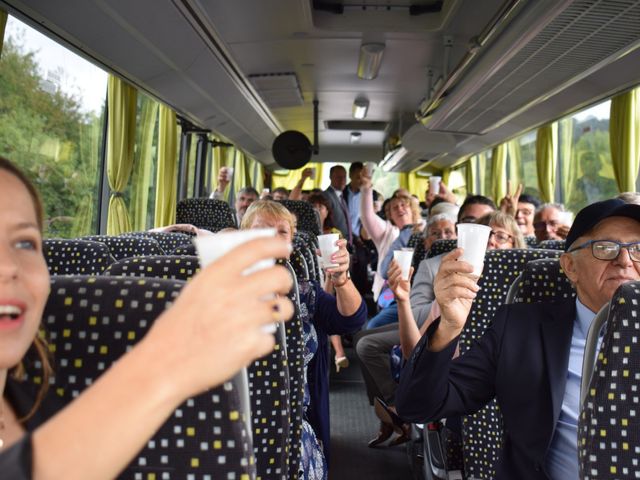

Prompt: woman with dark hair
xmin=307 ymin=192 xmax=341 ymax=236
xmin=0 ymin=157 xmax=294 ymax=478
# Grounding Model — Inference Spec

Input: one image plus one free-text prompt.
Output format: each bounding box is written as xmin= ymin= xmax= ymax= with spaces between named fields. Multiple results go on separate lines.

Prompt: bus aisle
xmin=329 ymin=346 xmax=413 ymax=480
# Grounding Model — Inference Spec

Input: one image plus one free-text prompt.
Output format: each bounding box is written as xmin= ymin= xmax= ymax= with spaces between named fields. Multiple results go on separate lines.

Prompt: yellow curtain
xmin=442 ymin=168 xmax=451 ymax=188
xmin=271 ymin=162 xmax=325 ymax=190
xmin=559 ymin=118 xmax=574 ymax=206
xmin=507 ymin=139 xmax=522 ymax=188
xmin=249 ymin=158 xmax=265 ymax=192
xmin=106 ymin=76 xmax=137 ymax=235
xmin=154 ymin=105 xmax=178 ymax=227
xmin=465 ymin=156 xmax=477 ymax=194
xmin=210 ymin=138 xmax=233 ymax=201
xmin=232 ymin=149 xmax=250 ymax=196
xmin=130 ymin=98 xmax=158 ymax=231
xmin=477 ymin=153 xmax=487 ymax=196
xmin=610 ymin=88 xmax=640 ymax=192
xmin=0 ymin=9 xmax=7 ymax=58
xmin=535 ymin=122 xmax=558 ymax=203
xmin=491 ymin=143 xmax=507 ymax=203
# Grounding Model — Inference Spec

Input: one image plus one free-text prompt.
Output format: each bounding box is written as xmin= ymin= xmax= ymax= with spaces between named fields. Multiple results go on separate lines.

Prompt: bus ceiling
xmin=2 ymin=0 xmax=640 ymax=172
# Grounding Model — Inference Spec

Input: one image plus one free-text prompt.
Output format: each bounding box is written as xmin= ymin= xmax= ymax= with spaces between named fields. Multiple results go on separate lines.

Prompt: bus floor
xmin=329 ymin=346 xmax=414 ymax=480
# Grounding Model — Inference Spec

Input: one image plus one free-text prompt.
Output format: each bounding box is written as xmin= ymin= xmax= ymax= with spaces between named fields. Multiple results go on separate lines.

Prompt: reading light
xmin=352 ymin=98 xmax=369 ymax=119
xmin=350 ymin=132 xmax=362 ymax=144
xmin=357 ymin=42 xmax=385 ymax=80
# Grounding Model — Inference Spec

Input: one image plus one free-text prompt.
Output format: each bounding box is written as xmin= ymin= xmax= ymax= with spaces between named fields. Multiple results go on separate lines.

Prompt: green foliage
xmin=0 ymin=37 xmax=104 ymax=238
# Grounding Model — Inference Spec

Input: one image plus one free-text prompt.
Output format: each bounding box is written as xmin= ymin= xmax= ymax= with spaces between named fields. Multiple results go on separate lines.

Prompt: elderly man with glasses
xmin=396 ymin=198 xmax=640 ymax=480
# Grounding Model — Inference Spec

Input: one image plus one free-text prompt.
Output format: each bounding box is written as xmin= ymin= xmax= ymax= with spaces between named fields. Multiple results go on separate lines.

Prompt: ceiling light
xmin=352 ymin=98 xmax=369 ymax=119
xmin=357 ymin=42 xmax=385 ymax=80
xmin=350 ymin=132 xmax=362 ymax=144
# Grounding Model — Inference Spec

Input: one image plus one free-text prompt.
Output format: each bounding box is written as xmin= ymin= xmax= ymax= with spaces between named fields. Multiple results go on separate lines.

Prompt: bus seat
xmin=279 ymin=200 xmax=321 ymax=236
xmin=536 ymin=239 xmax=566 ymax=250
xmin=176 ymin=198 xmax=237 ymax=231
xmin=82 ymin=234 xmax=164 ymax=260
xmin=293 ymin=237 xmax=318 ymax=282
xmin=103 ymin=255 xmax=200 ymax=281
xmin=579 ymin=281 xmax=640 ymax=480
xmin=43 ymin=238 xmax=115 ymax=275
xmin=122 ymin=231 xmax=193 ymax=254
xmin=289 ymin=249 xmax=310 ymax=282
xmin=173 ymin=243 xmax=197 ymax=256
xmin=428 ymin=239 xmax=458 ymax=259
xmin=524 ymin=235 xmax=539 ymax=248
xmin=34 ymin=275 xmax=255 ymax=479
xmin=510 ymin=257 xmax=575 ymax=304
xmin=459 ymin=248 xmax=562 ymax=479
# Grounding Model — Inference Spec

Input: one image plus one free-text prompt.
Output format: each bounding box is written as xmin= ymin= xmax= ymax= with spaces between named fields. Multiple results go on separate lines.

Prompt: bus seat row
xmin=176 ymin=198 xmax=237 ymax=232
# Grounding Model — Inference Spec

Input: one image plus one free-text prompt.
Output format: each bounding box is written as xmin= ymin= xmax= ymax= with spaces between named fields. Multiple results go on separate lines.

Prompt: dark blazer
xmin=323 ymin=186 xmax=350 ymax=240
xmin=396 ymin=300 xmax=576 ymax=480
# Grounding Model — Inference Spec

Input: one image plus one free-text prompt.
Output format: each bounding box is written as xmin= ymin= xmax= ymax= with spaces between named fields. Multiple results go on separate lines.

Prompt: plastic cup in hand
xmin=225 ymin=167 xmax=234 ymax=181
xmin=393 ymin=249 xmax=414 ymax=281
xmin=429 ymin=176 xmax=442 ymax=195
xmin=558 ymin=211 xmax=573 ymax=226
xmin=309 ymin=167 xmax=316 ymax=180
xmin=456 ymin=223 xmax=492 ymax=278
xmin=365 ymin=162 xmax=376 ymax=177
xmin=317 ymin=233 xmax=340 ymax=269
xmin=195 ymin=228 xmax=278 ymax=333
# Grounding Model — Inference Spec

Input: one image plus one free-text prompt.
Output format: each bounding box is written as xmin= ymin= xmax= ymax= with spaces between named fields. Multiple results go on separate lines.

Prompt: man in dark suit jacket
xmin=323 ymin=165 xmax=351 ymax=242
xmin=396 ymin=199 xmax=640 ymax=479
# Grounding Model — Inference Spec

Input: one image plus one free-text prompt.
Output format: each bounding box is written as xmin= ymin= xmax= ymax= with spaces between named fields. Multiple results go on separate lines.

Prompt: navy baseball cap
xmin=565 ymin=198 xmax=640 ymax=251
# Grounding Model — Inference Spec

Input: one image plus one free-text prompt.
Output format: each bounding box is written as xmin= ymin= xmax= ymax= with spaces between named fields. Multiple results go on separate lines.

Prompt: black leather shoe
xmin=367 ymin=421 xmax=394 ymax=448
xmin=373 ymin=397 xmax=405 ymax=435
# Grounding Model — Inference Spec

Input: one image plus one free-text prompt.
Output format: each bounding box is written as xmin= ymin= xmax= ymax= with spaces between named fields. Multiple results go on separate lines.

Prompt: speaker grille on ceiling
xmin=430 ymin=0 xmax=640 ymax=134
xmin=248 ymin=72 xmax=304 ymax=109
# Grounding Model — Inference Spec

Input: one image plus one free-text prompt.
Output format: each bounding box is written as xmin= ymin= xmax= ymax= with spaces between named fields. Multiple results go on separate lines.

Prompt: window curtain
xmin=130 ymin=98 xmax=158 ymax=231
xmin=558 ymin=118 xmax=574 ymax=206
xmin=535 ymin=122 xmax=558 ymax=203
xmin=250 ymin=158 xmax=265 ymax=192
xmin=0 ymin=9 xmax=7 ymax=58
xmin=106 ymin=76 xmax=137 ymax=235
xmin=507 ymin=139 xmax=522 ymax=189
xmin=491 ymin=143 xmax=507 ymax=203
xmin=477 ymin=152 xmax=487 ymax=196
xmin=153 ymin=105 xmax=178 ymax=227
xmin=442 ymin=168 xmax=451 ymax=188
xmin=465 ymin=156 xmax=477 ymax=194
xmin=610 ymin=88 xmax=640 ymax=192
xmin=232 ymin=149 xmax=251 ymax=196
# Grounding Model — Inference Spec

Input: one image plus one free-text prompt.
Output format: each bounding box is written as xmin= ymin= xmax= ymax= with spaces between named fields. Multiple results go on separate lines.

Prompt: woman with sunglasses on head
xmin=0 ymin=156 xmax=294 ymax=479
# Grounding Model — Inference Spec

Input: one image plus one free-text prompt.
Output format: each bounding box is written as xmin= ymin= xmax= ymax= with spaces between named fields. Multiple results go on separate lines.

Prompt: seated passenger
xmin=498 ymin=182 xmax=541 ymax=238
xmin=0 ymin=157 xmax=294 ymax=479
xmin=272 ymin=187 xmax=290 ymax=201
xmin=533 ymin=203 xmax=572 ymax=242
xmin=396 ymin=198 xmax=640 ymax=479
xmin=355 ymin=194 xmax=495 ymax=447
xmin=240 ymin=200 xmax=366 ymax=474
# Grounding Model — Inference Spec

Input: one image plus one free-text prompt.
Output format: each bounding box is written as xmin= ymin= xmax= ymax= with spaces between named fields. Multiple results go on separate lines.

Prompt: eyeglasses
xmin=489 ymin=231 xmax=513 ymax=245
xmin=533 ymin=220 xmax=559 ymax=231
xmin=568 ymin=240 xmax=640 ymax=262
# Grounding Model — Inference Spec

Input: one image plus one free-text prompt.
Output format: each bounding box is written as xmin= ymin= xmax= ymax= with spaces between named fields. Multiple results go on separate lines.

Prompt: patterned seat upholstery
xmin=295 ymin=230 xmax=319 ymax=250
xmin=37 ymin=275 xmax=255 ymax=479
xmin=279 ymin=200 xmax=321 ymax=236
xmin=82 ymin=235 xmax=164 ymax=260
xmin=459 ymin=248 xmax=562 ymax=479
xmin=524 ymin=235 xmax=538 ymax=248
xmin=428 ymin=239 xmax=458 ymax=259
xmin=123 ymin=231 xmax=193 ymax=254
xmin=579 ymin=281 xmax=640 ymax=480
xmin=537 ymin=239 xmax=566 ymax=251
xmin=512 ymin=257 xmax=575 ymax=304
xmin=294 ymin=232 xmax=320 ymax=283
xmin=279 ymin=261 xmax=305 ymax=479
xmin=43 ymin=239 xmax=115 ymax=275
xmin=176 ymin=198 xmax=237 ymax=232
xmin=290 ymin=249 xmax=310 ymax=282
xmin=173 ymin=243 xmax=197 ymax=256
xmin=103 ymin=255 xmax=200 ymax=281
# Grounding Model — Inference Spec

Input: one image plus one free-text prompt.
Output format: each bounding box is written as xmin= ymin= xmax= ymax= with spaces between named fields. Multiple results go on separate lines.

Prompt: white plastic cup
xmin=429 ymin=176 xmax=442 ymax=194
xmin=365 ymin=162 xmax=376 ymax=177
xmin=194 ymin=228 xmax=278 ymax=333
xmin=456 ymin=223 xmax=492 ymax=278
xmin=393 ymin=249 xmax=414 ymax=281
xmin=225 ymin=167 xmax=234 ymax=182
xmin=194 ymin=228 xmax=276 ymax=275
xmin=558 ymin=211 xmax=573 ymax=226
xmin=309 ymin=167 xmax=316 ymax=180
xmin=317 ymin=233 xmax=340 ymax=268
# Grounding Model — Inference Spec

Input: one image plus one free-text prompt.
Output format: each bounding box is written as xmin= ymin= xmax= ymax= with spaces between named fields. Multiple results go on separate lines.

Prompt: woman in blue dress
xmin=242 ymin=200 xmax=367 ymax=478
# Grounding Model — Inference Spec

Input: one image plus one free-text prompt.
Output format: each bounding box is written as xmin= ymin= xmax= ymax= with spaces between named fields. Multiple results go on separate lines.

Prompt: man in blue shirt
xmin=396 ymin=198 xmax=640 ymax=479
